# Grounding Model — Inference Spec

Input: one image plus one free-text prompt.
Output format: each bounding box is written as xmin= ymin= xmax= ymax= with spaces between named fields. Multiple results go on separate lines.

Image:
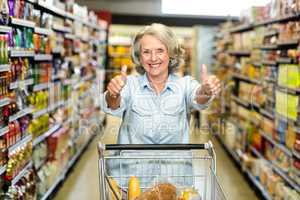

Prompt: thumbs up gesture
xmin=107 ymin=65 xmax=127 ymax=98
xmin=198 ymin=64 xmax=221 ymax=98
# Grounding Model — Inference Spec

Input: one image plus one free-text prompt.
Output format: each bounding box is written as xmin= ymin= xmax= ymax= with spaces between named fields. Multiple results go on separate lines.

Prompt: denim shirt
xmin=100 ymin=73 xmax=212 ymax=144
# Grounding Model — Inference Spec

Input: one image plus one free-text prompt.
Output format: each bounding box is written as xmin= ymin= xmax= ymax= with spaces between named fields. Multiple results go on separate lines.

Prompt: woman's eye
xmin=157 ymin=49 xmax=164 ymax=54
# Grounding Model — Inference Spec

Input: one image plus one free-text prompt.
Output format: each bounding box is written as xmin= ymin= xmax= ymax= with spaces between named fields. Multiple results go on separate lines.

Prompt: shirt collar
xmin=141 ymin=73 xmax=177 ymax=92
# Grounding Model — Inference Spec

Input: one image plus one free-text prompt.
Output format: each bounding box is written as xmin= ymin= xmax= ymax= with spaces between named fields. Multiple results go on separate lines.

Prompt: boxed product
xmin=285 ymin=124 xmax=296 ymax=149
xmin=267 ymin=173 xmax=281 ymax=197
xmin=277 ymin=64 xmax=300 ymax=89
xmin=261 ymin=117 xmax=275 ymax=136
xmin=275 ymin=90 xmax=299 ymax=121
xmin=275 ymin=118 xmax=288 ymax=144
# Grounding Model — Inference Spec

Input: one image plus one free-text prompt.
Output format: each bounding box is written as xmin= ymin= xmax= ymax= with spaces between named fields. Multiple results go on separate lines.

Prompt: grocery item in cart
xmin=135 ymin=183 xmax=176 ymax=200
xmin=128 ymin=176 xmax=141 ymax=200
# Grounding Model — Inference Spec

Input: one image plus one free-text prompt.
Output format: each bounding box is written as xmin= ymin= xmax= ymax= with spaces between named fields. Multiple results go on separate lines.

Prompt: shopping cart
xmin=98 ymin=142 xmax=226 ymax=200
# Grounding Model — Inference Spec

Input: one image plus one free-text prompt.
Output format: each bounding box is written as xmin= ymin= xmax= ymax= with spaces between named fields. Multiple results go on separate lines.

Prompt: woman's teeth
xmin=150 ymin=64 xmax=160 ymax=68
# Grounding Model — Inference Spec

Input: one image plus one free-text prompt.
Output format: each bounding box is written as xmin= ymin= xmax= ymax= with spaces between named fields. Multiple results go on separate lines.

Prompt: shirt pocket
xmin=129 ymin=100 xmax=156 ymax=143
xmin=159 ymin=96 xmax=185 ymax=142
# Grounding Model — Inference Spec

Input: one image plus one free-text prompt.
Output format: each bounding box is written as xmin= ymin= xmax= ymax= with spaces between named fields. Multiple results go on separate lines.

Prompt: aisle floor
xmin=54 ymin=115 xmax=259 ymax=200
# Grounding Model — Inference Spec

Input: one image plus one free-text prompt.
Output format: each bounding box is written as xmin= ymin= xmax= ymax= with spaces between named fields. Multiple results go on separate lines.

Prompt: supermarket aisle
xmin=54 ymin=115 xmax=259 ymax=200
xmin=53 ymin=115 xmax=121 ymax=200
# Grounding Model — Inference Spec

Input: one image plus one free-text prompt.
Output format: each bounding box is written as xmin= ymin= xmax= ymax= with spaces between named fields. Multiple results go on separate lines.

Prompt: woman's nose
xmin=150 ymin=51 xmax=157 ymax=61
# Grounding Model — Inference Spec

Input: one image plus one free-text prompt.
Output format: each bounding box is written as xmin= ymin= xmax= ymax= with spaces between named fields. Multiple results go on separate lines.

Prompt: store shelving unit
xmin=212 ymin=5 xmax=300 ymax=199
xmin=0 ymin=0 xmax=108 ymax=198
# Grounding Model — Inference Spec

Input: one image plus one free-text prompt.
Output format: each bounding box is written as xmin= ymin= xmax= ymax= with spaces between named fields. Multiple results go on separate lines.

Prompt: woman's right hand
xmin=107 ymin=65 xmax=127 ymax=98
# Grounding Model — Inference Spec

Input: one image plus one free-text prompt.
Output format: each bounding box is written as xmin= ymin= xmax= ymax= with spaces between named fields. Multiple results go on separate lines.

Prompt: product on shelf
xmin=4 ymin=169 xmax=36 ymax=199
xmin=5 ymin=142 xmax=32 ymax=181
xmin=275 ymin=90 xmax=299 ymax=121
xmin=277 ymin=64 xmax=300 ymax=89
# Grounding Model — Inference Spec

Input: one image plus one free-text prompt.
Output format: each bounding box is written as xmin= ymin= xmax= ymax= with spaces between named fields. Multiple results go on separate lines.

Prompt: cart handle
xmin=99 ymin=142 xmax=213 ymax=151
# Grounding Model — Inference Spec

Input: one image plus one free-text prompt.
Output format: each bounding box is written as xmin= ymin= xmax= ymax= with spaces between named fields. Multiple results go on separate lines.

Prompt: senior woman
xmin=101 ymin=23 xmax=221 ymax=144
xmin=100 ymin=23 xmax=221 ymax=196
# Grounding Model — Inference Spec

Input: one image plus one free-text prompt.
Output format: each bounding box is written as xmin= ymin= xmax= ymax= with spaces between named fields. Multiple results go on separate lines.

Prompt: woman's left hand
xmin=196 ymin=64 xmax=221 ymax=101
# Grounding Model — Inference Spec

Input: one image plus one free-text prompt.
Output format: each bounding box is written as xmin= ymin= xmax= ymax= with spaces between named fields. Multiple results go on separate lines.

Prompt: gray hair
xmin=131 ymin=23 xmax=185 ymax=74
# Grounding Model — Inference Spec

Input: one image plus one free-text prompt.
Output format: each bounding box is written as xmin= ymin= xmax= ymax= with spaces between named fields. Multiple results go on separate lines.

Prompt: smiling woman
xmin=100 ymin=23 xmax=221 ymax=144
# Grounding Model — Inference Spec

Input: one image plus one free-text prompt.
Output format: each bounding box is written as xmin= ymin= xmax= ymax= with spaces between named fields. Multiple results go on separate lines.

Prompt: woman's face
xmin=139 ymin=34 xmax=170 ymax=79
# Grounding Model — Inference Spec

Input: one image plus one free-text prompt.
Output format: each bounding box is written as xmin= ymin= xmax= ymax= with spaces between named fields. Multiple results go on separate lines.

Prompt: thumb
xmin=200 ymin=64 xmax=208 ymax=82
xmin=121 ymin=65 xmax=127 ymax=82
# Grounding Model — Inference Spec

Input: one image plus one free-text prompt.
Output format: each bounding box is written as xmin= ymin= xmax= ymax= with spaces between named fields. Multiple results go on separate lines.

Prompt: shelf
xmin=260 ymin=108 xmax=274 ymax=120
xmin=231 ymin=95 xmax=250 ymax=108
xmin=65 ymin=12 xmax=76 ymax=20
xmin=215 ymin=134 xmax=241 ymax=164
xmin=277 ymin=39 xmax=299 ymax=48
xmin=52 ymin=24 xmax=72 ymax=33
xmin=37 ymin=0 xmax=66 ymax=18
xmin=276 ymin=85 xmax=300 ymax=95
xmin=272 ymin=164 xmax=300 ymax=193
xmin=65 ymin=34 xmax=76 ymax=40
xmin=33 ymin=124 xmax=61 ymax=147
xmin=228 ymin=50 xmax=251 ymax=56
xmin=32 ymin=107 xmax=48 ymax=119
xmin=264 ymin=77 xmax=276 ymax=83
xmin=0 ymin=165 xmax=6 ymax=175
xmin=10 ymin=49 xmax=35 ymax=57
xmin=0 ymin=126 xmax=9 ymax=137
xmin=67 ymin=134 xmax=95 ymax=170
xmin=0 ymin=25 xmax=12 ymax=33
xmin=33 ymin=82 xmax=50 ymax=92
xmin=48 ymin=100 xmax=64 ymax=112
xmin=255 ymin=13 xmax=300 ymax=27
xmin=40 ymin=171 xmax=64 ymax=200
xmin=10 ymin=17 xmax=35 ymax=28
xmin=259 ymin=44 xmax=278 ymax=50
xmin=8 ymin=134 xmax=32 ymax=155
xmin=10 ymin=78 xmax=34 ymax=89
xmin=245 ymin=170 xmax=272 ymax=200
xmin=261 ymin=60 xmax=277 ymax=66
xmin=26 ymin=0 xmax=36 ymax=3
xmin=9 ymin=107 xmax=32 ymax=122
xmin=0 ymin=64 xmax=10 ymax=72
xmin=251 ymin=61 xmax=262 ymax=67
xmin=34 ymin=27 xmax=53 ymax=36
xmin=259 ymin=129 xmax=293 ymax=157
xmin=293 ymin=150 xmax=300 ymax=160
xmin=263 ymin=30 xmax=279 ymax=37
xmin=52 ymin=47 xmax=63 ymax=54
xmin=229 ymin=24 xmax=253 ymax=33
xmin=12 ymin=161 xmax=32 ymax=186
xmin=276 ymin=57 xmax=294 ymax=64
xmin=0 ymin=97 xmax=11 ymax=107
xmin=250 ymin=146 xmax=300 ymax=192
xmin=34 ymin=54 xmax=53 ymax=61
xmin=232 ymin=73 xmax=261 ymax=85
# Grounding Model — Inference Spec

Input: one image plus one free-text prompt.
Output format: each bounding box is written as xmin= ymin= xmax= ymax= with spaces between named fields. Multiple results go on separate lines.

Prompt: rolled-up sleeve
xmin=100 ymin=79 xmax=130 ymax=118
xmin=185 ymin=76 xmax=214 ymax=110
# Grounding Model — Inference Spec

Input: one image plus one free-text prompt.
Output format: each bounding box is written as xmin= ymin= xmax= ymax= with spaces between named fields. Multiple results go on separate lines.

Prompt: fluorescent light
xmin=161 ymin=0 xmax=270 ymax=17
